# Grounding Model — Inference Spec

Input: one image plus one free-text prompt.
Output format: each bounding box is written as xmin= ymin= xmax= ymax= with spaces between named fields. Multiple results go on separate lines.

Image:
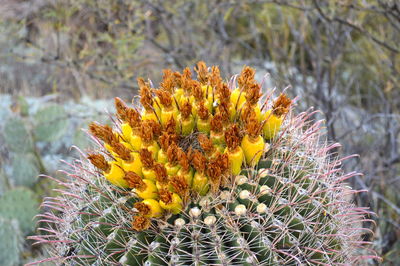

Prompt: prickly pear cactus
xmin=31 ymin=63 xmax=376 ymax=265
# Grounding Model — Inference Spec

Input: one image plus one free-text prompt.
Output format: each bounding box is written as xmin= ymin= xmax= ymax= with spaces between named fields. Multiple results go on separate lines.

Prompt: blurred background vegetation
xmin=0 ymin=0 xmax=399 ymax=265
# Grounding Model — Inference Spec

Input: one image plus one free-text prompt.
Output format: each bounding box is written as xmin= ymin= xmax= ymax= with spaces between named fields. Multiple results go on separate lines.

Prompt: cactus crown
xmin=30 ymin=62 xmax=376 ymax=265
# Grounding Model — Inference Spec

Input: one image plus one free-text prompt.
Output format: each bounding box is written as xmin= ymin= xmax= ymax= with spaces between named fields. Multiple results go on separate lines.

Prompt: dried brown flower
xmin=111 ymin=142 xmax=132 ymax=161
xmin=192 ymin=80 xmax=203 ymax=101
xmin=155 ymin=89 xmax=173 ymax=108
xmin=245 ymin=83 xmax=262 ymax=105
xmin=216 ymin=83 xmax=231 ymax=101
xmin=197 ymin=101 xmax=210 ymax=120
xmin=272 ymin=93 xmax=291 ymax=116
xmin=159 ymin=188 xmax=173 ymax=204
xmin=190 ymin=149 xmax=207 ymax=174
xmin=210 ymin=113 xmax=223 ymax=133
xmin=194 ymin=61 xmax=209 ymax=84
xmin=87 ymin=153 xmax=110 ymax=172
xmin=154 ymin=163 xmax=168 ymax=184
xmin=139 ymin=148 xmax=154 ymax=169
xmin=132 ymin=215 xmax=151 ymax=231
xmin=159 ymin=132 xmax=179 ymax=152
xmin=89 ymin=123 xmax=119 ymax=145
xmin=139 ymin=120 xmax=154 ymax=143
xmin=178 ymin=148 xmax=190 ymax=173
xmin=173 ymin=71 xmax=182 ymax=88
xmin=169 ymin=175 xmax=189 ymax=197
xmin=209 ymin=66 xmax=222 ymax=88
xmin=134 ymin=202 xmax=151 ymax=216
xmin=125 ymin=171 xmax=146 ymax=190
xmin=114 ymin=97 xmax=129 ymax=121
xmin=238 ymin=66 xmax=256 ymax=92
xmin=180 ymin=100 xmax=192 ymax=119
xmin=167 ymin=142 xmax=179 ymax=164
xmin=240 ymin=103 xmax=257 ymax=125
xmin=245 ymin=117 xmax=262 ymax=138
xmin=160 ymin=69 xmax=175 ymax=93
xmin=198 ymin=134 xmax=215 ymax=154
xmin=225 ymin=124 xmax=242 ymax=151
xmin=217 ymin=100 xmax=230 ymax=124
xmin=138 ymin=79 xmax=153 ymax=110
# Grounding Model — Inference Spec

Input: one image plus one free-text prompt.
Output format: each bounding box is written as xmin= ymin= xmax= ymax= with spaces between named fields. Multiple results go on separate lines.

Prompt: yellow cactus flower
xmin=135 ymin=199 xmax=164 ymax=218
xmin=104 ymin=161 xmax=129 ymax=188
xmin=241 ymin=118 xmax=265 ymax=166
xmin=122 ymin=152 xmax=143 ymax=177
xmin=134 ymin=179 xmax=159 ymax=200
xmin=159 ymin=189 xmax=183 ymax=214
xmin=192 ymin=172 xmax=209 ymax=196
xmin=263 ymin=94 xmax=291 ymax=140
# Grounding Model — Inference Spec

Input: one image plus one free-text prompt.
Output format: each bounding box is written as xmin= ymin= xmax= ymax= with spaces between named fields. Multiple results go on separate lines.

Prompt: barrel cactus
xmin=30 ymin=62 xmax=376 ymax=265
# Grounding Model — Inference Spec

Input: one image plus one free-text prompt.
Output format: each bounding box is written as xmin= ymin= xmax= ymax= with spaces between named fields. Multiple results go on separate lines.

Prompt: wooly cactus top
xmin=29 ymin=62 xmax=376 ymax=265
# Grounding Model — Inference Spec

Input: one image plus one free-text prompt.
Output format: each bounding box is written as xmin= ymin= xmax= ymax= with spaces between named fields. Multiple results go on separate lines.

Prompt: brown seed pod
xmin=125 ymin=171 xmax=146 ymax=190
xmin=87 ymin=153 xmax=110 ymax=172
xmin=139 ymin=148 xmax=154 ymax=169
xmin=131 ymin=215 xmax=151 ymax=231
xmin=273 ymin=93 xmax=292 ymax=116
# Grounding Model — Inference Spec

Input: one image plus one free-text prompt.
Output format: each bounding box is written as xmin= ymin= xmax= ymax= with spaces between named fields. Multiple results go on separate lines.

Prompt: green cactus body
xmin=30 ymin=63 xmax=376 ymax=265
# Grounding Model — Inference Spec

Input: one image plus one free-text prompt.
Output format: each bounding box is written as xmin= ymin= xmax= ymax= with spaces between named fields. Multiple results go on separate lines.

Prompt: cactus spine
xmin=30 ymin=62 xmax=376 ymax=265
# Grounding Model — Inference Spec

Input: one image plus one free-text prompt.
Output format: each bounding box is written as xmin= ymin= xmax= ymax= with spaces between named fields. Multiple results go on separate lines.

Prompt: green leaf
xmin=33 ymin=104 xmax=69 ymax=142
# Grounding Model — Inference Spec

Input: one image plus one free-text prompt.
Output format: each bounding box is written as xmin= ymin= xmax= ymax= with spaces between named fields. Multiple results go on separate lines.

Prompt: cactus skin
xmin=30 ymin=63 xmax=377 ymax=265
